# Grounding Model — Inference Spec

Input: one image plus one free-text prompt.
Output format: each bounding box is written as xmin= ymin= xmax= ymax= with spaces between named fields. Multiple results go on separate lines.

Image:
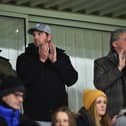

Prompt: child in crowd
xmin=51 ymin=106 xmax=76 ymax=126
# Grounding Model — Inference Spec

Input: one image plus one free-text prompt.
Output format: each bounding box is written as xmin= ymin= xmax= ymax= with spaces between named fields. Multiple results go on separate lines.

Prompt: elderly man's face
xmin=2 ymin=91 xmax=24 ymax=110
xmin=112 ymin=32 xmax=126 ymax=54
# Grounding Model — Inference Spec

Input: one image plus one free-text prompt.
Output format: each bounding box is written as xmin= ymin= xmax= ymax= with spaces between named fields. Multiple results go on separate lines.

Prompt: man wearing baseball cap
xmin=16 ymin=23 xmax=78 ymax=125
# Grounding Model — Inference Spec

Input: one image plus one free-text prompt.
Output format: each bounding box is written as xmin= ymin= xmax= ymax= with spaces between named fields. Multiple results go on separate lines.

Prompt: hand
xmin=111 ymin=115 xmax=118 ymax=125
xmin=118 ymin=49 xmax=126 ymax=71
xmin=38 ymin=43 xmax=49 ymax=62
xmin=48 ymin=42 xmax=57 ymax=63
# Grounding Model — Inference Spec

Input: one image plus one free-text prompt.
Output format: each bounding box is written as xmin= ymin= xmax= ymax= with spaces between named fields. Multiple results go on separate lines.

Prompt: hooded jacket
xmin=16 ymin=43 xmax=78 ymax=121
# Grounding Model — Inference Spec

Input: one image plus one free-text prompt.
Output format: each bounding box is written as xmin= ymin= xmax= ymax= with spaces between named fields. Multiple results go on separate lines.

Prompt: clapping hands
xmin=38 ymin=41 xmax=57 ymax=63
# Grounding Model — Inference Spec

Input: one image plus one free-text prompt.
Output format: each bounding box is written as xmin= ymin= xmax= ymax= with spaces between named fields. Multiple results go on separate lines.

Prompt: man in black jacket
xmin=94 ymin=29 xmax=126 ymax=118
xmin=16 ymin=23 xmax=78 ymax=124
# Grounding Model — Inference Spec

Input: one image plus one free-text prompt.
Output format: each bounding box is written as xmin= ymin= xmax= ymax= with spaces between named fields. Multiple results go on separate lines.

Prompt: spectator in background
xmin=16 ymin=23 xmax=78 ymax=125
xmin=94 ymin=29 xmax=126 ymax=118
xmin=0 ymin=76 xmax=24 ymax=126
xmin=0 ymin=76 xmax=39 ymax=126
xmin=0 ymin=49 xmax=16 ymax=77
xmin=77 ymin=89 xmax=111 ymax=126
xmin=51 ymin=106 xmax=76 ymax=126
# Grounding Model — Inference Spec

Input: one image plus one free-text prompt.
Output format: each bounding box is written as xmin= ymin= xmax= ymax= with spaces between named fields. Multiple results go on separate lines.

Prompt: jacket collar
xmin=0 ymin=104 xmax=19 ymax=117
xmin=107 ymin=51 xmax=118 ymax=66
xmin=25 ymin=43 xmax=65 ymax=55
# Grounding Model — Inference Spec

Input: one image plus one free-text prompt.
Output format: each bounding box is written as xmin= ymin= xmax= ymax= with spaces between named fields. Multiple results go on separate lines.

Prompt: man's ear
xmin=112 ymin=41 xmax=118 ymax=48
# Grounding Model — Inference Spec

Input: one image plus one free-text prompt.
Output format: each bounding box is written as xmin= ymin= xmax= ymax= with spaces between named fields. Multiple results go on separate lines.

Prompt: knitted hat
xmin=83 ymin=89 xmax=107 ymax=110
xmin=0 ymin=76 xmax=25 ymax=98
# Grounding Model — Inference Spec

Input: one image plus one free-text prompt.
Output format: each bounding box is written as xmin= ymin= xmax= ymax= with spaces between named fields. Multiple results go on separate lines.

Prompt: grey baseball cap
xmin=28 ymin=23 xmax=52 ymax=35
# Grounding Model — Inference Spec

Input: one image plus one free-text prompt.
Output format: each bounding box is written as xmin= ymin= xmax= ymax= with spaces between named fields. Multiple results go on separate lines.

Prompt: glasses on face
xmin=13 ymin=92 xmax=24 ymax=98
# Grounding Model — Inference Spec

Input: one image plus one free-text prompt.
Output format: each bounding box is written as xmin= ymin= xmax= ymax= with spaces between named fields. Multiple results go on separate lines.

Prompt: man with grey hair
xmin=94 ymin=29 xmax=126 ymax=119
xmin=16 ymin=23 xmax=78 ymax=125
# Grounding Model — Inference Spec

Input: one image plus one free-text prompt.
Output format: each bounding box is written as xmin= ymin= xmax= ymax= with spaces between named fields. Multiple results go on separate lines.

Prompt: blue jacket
xmin=0 ymin=105 xmax=20 ymax=126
